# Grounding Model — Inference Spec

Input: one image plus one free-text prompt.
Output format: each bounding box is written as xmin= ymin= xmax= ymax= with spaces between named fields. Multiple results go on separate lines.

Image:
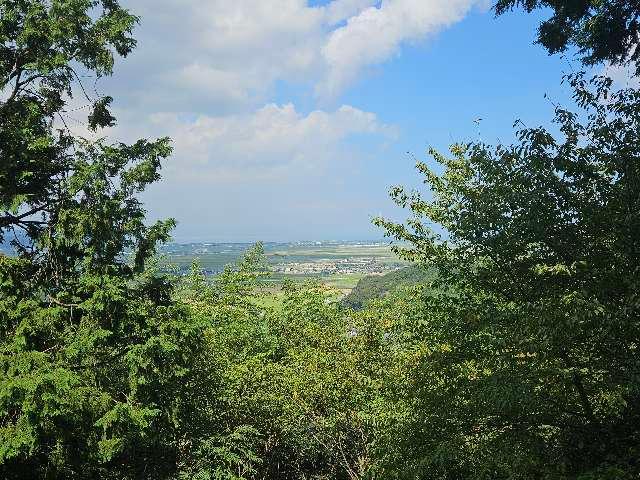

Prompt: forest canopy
xmin=1 ymin=0 xmax=639 ymax=479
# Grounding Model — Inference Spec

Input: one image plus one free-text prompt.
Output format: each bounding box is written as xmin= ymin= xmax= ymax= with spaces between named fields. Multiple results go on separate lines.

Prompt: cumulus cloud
xmin=64 ymin=0 xmax=481 ymax=239
xmin=323 ymin=0 xmax=381 ymax=25
xmin=319 ymin=0 xmax=479 ymax=96
xmin=109 ymin=0 xmax=325 ymax=113
xmin=132 ymin=103 xmax=398 ymax=241
xmin=103 ymin=0 xmax=480 ymax=113
xmin=140 ymin=103 xmax=397 ymax=181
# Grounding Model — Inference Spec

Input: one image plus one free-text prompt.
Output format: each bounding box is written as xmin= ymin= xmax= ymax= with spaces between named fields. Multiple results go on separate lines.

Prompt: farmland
xmin=158 ymin=240 xmax=407 ymax=294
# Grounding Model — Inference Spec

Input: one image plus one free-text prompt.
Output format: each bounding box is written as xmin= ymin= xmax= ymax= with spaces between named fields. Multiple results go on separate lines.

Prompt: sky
xmin=71 ymin=0 xmax=607 ymax=242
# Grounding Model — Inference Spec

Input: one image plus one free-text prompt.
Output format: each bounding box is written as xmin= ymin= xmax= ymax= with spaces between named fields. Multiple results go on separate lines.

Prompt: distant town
xmin=272 ymin=257 xmax=389 ymax=275
xmin=153 ymin=240 xmax=406 ymax=276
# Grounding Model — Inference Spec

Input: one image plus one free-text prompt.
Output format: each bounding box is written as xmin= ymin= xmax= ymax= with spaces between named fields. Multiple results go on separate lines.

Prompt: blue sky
xmin=84 ymin=0 xmax=586 ymax=242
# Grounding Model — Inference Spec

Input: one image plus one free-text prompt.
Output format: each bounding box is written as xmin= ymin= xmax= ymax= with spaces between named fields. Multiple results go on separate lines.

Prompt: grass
xmin=322 ymin=273 xmax=367 ymax=290
xmin=252 ymin=272 xmax=367 ymax=310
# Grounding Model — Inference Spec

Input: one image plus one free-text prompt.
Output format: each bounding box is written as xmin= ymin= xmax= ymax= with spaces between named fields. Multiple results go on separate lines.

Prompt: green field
xmin=259 ymin=272 xmax=366 ymax=288
xmin=267 ymin=245 xmax=400 ymax=262
xmin=252 ymin=272 xmax=366 ymax=310
xmin=159 ymin=242 xmax=406 ymax=309
xmin=160 ymin=242 xmax=406 ymax=275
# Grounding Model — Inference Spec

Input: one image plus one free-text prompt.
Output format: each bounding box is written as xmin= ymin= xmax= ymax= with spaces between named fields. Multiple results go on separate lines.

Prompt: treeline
xmin=2 ymin=0 xmax=640 ymax=479
xmin=341 ymin=265 xmax=434 ymax=310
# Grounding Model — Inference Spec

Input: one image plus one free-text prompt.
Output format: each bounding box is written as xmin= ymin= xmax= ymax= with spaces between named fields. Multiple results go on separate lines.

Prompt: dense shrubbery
xmin=2 ymin=0 xmax=640 ymax=478
xmin=375 ymin=72 xmax=640 ymax=478
xmin=172 ymin=246 xmax=400 ymax=479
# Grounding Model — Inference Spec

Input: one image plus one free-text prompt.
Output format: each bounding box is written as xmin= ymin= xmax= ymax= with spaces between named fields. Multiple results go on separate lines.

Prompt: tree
xmin=0 ymin=2 xmax=204 ymax=478
xmin=494 ymin=0 xmax=640 ymax=73
xmin=341 ymin=265 xmax=434 ymax=310
xmin=375 ymin=73 xmax=640 ymax=478
xmin=176 ymin=245 xmax=398 ymax=480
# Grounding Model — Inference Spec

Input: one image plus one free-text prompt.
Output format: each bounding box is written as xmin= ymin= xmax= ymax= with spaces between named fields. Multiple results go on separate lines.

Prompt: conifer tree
xmin=0 ymin=2 xmax=201 ymax=478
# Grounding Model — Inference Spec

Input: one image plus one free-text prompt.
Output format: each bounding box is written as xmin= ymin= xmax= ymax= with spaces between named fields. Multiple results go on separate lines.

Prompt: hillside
xmin=341 ymin=264 xmax=434 ymax=309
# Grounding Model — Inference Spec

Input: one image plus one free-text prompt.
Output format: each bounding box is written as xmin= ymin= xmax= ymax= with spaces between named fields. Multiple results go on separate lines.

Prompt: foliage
xmin=0 ymin=1 xmax=209 ymax=478
xmin=178 ymin=426 xmax=263 ymax=480
xmin=375 ymin=73 xmax=640 ymax=478
xmin=175 ymin=245 xmax=390 ymax=479
xmin=4 ymin=1 xmax=640 ymax=479
xmin=342 ymin=265 xmax=435 ymax=310
xmin=494 ymin=0 xmax=640 ymax=73
xmin=0 ymin=0 xmax=139 ymax=233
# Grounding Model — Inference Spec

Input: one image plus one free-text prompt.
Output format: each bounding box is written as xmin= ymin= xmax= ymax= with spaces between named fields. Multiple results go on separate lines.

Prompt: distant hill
xmin=341 ymin=265 xmax=435 ymax=310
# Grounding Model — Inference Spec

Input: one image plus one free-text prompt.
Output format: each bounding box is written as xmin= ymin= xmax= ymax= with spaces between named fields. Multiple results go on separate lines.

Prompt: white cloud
xmin=142 ymin=103 xmax=396 ymax=182
xmin=319 ymin=0 xmax=479 ymax=97
xmin=104 ymin=0 xmax=479 ymax=113
xmin=132 ymin=103 xmax=398 ymax=241
xmin=323 ymin=0 xmax=381 ymax=24
xmin=60 ymin=0 xmax=481 ymax=240
xmin=112 ymin=0 xmax=326 ymax=113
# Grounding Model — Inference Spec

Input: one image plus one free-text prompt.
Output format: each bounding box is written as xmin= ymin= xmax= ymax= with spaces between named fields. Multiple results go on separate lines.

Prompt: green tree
xmin=375 ymin=74 xmax=640 ymax=478
xmin=341 ymin=265 xmax=434 ymax=310
xmin=176 ymin=246 xmax=394 ymax=479
xmin=0 ymin=2 xmax=205 ymax=478
xmin=495 ymin=0 xmax=640 ymax=73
